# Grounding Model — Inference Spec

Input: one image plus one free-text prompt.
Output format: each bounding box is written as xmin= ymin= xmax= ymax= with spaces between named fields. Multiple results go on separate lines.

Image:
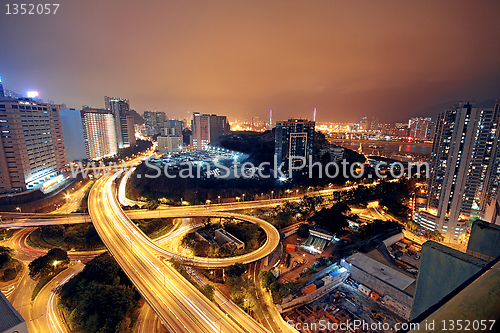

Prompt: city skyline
xmin=1 ymin=1 xmax=500 ymax=123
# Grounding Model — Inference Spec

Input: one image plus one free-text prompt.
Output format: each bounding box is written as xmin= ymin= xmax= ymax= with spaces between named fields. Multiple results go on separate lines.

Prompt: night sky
xmin=1 ymin=0 xmax=499 ymax=123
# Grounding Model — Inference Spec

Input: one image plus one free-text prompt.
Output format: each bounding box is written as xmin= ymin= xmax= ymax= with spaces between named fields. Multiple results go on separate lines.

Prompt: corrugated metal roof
xmin=0 ymin=291 xmax=23 ymax=331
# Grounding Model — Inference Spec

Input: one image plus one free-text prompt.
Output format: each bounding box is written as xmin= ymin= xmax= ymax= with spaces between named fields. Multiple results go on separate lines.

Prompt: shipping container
xmin=358 ymin=284 xmax=371 ymax=297
xmin=304 ymin=284 xmax=316 ymax=294
xmin=396 ymin=260 xmax=408 ymax=270
xmin=286 ymin=244 xmax=296 ymax=252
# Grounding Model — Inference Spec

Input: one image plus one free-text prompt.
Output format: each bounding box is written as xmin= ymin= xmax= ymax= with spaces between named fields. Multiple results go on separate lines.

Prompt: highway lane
xmin=89 ymin=173 xmax=264 ymax=333
xmin=31 ymin=262 xmax=84 ymax=333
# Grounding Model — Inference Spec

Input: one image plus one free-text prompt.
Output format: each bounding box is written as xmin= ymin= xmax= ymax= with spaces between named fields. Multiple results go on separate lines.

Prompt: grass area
xmin=0 ymin=229 xmax=16 ymax=241
xmin=133 ymin=218 xmax=174 ymax=239
xmin=27 ymin=224 xmax=105 ymax=251
xmin=32 ymin=267 xmax=67 ymax=300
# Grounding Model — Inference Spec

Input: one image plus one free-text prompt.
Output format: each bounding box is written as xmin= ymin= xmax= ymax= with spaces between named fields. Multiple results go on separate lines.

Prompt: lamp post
xmin=271 ymin=191 xmax=274 ymax=200
xmin=16 ymin=207 xmax=21 ymax=213
xmin=242 ymin=194 xmax=245 ymax=202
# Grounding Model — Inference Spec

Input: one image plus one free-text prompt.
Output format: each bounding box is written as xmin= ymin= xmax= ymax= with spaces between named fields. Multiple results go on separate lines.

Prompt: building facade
xmin=59 ymin=108 xmax=88 ymax=162
xmin=106 ymin=97 xmax=135 ymax=148
xmin=0 ymin=97 xmax=67 ymax=193
xmin=191 ymin=113 xmax=230 ymax=150
xmin=415 ymin=102 xmax=500 ymax=243
xmin=81 ymin=109 xmax=118 ymax=160
xmin=143 ymin=111 xmax=166 ymax=137
xmin=274 ymin=118 xmax=315 ymax=165
xmin=157 ymin=136 xmax=182 ymax=153
xmin=408 ymin=117 xmax=434 ymax=141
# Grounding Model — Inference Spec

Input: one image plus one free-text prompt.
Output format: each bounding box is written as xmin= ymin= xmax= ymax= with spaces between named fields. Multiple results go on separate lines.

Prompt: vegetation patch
xmin=59 ymin=253 xmax=141 ymax=333
xmin=132 ymin=218 xmax=174 ymax=239
xmin=0 ymin=246 xmax=23 ymax=282
xmin=28 ymin=224 xmax=104 ymax=251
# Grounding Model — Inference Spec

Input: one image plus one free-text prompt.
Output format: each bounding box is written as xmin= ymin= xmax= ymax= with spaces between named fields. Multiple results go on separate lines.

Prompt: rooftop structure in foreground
xmin=215 ymin=228 xmax=244 ymax=251
xmin=0 ymin=292 xmax=27 ymax=333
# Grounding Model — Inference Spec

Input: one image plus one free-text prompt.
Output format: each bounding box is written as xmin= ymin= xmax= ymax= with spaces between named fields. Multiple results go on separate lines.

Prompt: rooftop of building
xmin=345 ymin=252 xmax=415 ymax=291
xmin=425 ymin=241 xmax=487 ymax=267
xmin=215 ymin=228 xmax=244 ymax=245
xmin=0 ymin=292 xmax=24 ymax=331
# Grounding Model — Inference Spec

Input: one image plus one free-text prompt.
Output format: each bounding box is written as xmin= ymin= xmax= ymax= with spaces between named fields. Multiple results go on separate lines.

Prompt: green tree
xmin=201 ymin=285 xmax=215 ymax=302
xmin=297 ymin=224 xmax=310 ymax=238
xmin=0 ymin=246 xmax=12 ymax=269
xmin=28 ymin=248 xmax=69 ymax=279
xmin=258 ymin=271 xmax=276 ymax=289
xmin=309 ymin=206 xmax=350 ymax=235
xmin=225 ymin=263 xmax=246 ymax=278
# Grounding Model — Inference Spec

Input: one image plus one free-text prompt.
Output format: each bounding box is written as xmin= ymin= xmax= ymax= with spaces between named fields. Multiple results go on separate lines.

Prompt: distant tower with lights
xmin=0 ymin=77 xmax=4 ymax=97
xmin=274 ymin=118 xmax=315 ymax=166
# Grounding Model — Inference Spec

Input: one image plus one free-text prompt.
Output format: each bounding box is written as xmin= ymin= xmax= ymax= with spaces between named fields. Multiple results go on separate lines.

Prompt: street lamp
xmin=16 ymin=207 xmax=21 ymax=213
xmin=242 ymin=194 xmax=245 ymax=202
xmin=271 ymin=191 xmax=274 ymax=200
xmin=218 ymin=195 xmax=221 ymax=204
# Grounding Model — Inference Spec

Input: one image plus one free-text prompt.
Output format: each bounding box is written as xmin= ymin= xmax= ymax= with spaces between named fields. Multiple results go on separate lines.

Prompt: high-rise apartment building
xmin=409 ymin=117 xmax=434 ymax=141
xmin=414 ymin=102 xmax=500 ymax=243
xmin=105 ymin=97 xmax=135 ymax=148
xmin=81 ymin=109 xmax=118 ymax=160
xmin=0 ymin=77 xmax=4 ymax=98
xmin=163 ymin=119 xmax=183 ymax=137
xmin=274 ymin=118 xmax=315 ymax=165
xmin=143 ymin=111 xmax=166 ymax=137
xmin=0 ymin=97 xmax=67 ymax=193
xmin=191 ymin=113 xmax=230 ymax=150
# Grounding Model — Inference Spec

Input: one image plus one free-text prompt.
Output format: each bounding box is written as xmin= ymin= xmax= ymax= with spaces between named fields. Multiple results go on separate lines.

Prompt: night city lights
xmin=1 ymin=1 xmax=499 ymax=333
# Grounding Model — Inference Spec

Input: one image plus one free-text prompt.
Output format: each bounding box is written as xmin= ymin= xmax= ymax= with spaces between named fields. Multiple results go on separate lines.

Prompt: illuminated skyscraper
xmin=0 ymin=77 xmax=4 ymax=97
xmin=191 ymin=113 xmax=230 ymax=150
xmin=415 ymin=102 xmax=500 ymax=243
xmin=105 ymin=96 xmax=136 ymax=148
xmin=0 ymin=97 xmax=67 ymax=193
xmin=81 ymin=109 xmax=117 ymax=160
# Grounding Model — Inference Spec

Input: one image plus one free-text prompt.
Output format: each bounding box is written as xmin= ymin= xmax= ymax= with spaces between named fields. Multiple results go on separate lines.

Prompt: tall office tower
xmin=0 ymin=97 xmax=67 ymax=193
xmin=59 ymin=108 xmax=87 ymax=162
xmin=0 ymin=77 xmax=4 ymax=97
xmin=414 ymin=102 xmax=500 ymax=243
xmin=274 ymin=118 xmax=315 ymax=165
xmin=191 ymin=113 xmax=230 ymax=150
xmin=107 ymin=97 xmax=135 ymax=148
xmin=408 ymin=117 xmax=434 ymax=141
xmin=143 ymin=111 xmax=166 ymax=136
xmin=371 ymin=116 xmax=379 ymax=130
xmin=81 ymin=109 xmax=118 ymax=160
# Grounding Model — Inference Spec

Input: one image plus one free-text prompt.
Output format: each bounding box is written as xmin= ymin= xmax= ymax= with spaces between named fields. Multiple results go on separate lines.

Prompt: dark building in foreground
xmin=274 ymin=118 xmax=315 ymax=166
xmin=0 ymin=291 xmax=28 ymax=333
xmin=410 ymin=220 xmax=500 ymax=320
